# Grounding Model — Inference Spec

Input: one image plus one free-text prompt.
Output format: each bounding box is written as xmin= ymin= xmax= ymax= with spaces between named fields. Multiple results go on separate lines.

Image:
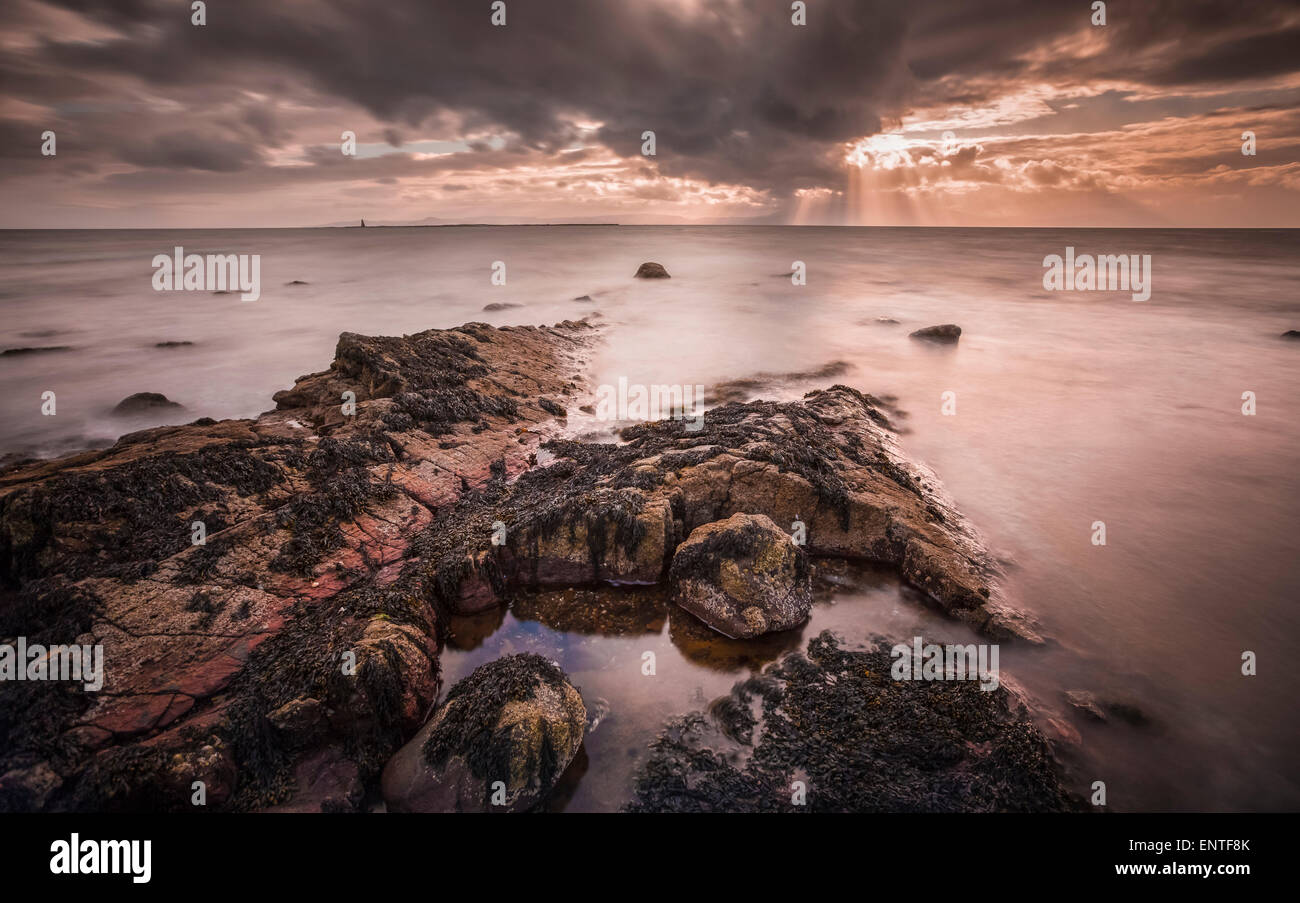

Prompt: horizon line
xmin=2 ymin=224 xmax=1298 ymax=231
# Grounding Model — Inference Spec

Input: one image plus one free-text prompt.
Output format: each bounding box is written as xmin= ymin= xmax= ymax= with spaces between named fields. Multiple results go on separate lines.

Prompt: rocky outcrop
xmin=1063 ymin=690 xmax=1150 ymax=726
xmin=634 ymin=262 xmax=670 ymax=279
xmin=0 ymin=315 xmax=1040 ymax=813
xmin=381 ymin=654 xmax=585 ymax=812
xmin=0 ymin=320 xmax=593 ymax=812
xmin=627 ymin=631 xmax=1077 ymax=812
xmin=669 ymin=513 xmax=811 ymax=638
xmin=1281 ymin=329 xmax=1300 ymax=340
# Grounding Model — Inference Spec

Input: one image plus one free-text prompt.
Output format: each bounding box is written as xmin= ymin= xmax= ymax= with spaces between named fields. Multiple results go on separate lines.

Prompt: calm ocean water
xmin=2 ymin=225 xmax=1297 ymax=811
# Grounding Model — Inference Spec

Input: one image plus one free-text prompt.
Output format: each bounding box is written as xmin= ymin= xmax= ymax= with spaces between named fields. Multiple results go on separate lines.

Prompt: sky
xmin=2 ymin=0 xmax=1298 ymax=228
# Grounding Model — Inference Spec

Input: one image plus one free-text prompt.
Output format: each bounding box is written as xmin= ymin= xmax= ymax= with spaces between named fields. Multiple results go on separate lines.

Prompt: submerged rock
xmin=1064 ymin=689 xmax=1151 ymax=726
xmin=1 ymin=345 xmax=72 ymax=356
xmin=483 ymin=302 xmax=521 ymax=311
xmin=1064 ymin=689 xmax=1107 ymax=721
xmin=111 ymin=392 xmax=184 ymax=415
xmin=154 ymin=341 xmax=194 ymax=348
xmin=626 ymin=631 xmax=1077 ymax=812
xmin=634 ymin=262 xmax=670 ymax=279
xmin=1102 ymin=698 xmax=1150 ymax=726
xmin=706 ymin=360 xmax=852 ymax=406
xmin=669 ymin=512 xmax=811 ymax=638
xmin=1281 ymin=329 xmax=1300 ymax=340
xmin=381 ymin=654 xmax=585 ymax=812
xmin=909 ymin=324 xmax=962 ymax=343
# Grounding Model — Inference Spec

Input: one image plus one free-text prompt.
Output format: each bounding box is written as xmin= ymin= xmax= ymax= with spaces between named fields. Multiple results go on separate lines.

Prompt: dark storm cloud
xmin=5 ymin=0 xmax=1300 ymax=200
xmin=907 ymin=0 xmax=1300 ymax=87
xmin=19 ymin=0 xmax=914 ymax=192
xmin=117 ymin=130 xmax=265 ymax=171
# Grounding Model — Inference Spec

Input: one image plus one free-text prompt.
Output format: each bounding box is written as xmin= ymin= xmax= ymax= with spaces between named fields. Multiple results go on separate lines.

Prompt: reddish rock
xmin=0 ymin=321 xmax=595 ymax=811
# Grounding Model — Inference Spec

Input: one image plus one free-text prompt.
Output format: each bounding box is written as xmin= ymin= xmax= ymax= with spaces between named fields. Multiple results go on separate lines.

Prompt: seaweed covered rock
xmin=0 ymin=320 xmax=594 ymax=812
xmin=506 ymin=490 xmax=673 ymax=586
xmin=669 ymin=512 xmax=811 ymax=638
xmin=381 ymin=654 xmax=585 ymax=812
xmin=633 ymin=262 xmax=670 ymax=279
xmin=339 ymin=617 xmax=440 ymax=735
xmin=410 ymin=382 xmax=1037 ymax=643
xmin=626 ymin=631 xmax=1076 ymax=813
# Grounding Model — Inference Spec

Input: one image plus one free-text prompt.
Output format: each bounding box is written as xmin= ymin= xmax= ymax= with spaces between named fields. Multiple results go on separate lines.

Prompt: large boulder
xmin=381 ymin=654 xmax=585 ymax=812
xmin=668 ymin=512 xmax=812 ymax=638
xmin=909 ymin=324 xmax=962 ymax=343
xmin=634 ymin=262 xmax=670 ymax=279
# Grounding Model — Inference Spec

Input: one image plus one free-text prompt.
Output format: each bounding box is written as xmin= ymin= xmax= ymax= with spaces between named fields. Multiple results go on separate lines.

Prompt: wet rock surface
xmin=669 ymin=512 xmax=811 ymax=638
xmin=381 ymin=653 xmax=585 ymax=812
xmin=111 ymin=392 xmax=184 ymax=415
xmin=627 ymin=631 xmax=1076 ymax=812
xmin=0 ymin=316 xmax=1047 ymax=812
xmin=909 ymin=324 xmax=962 ymax=343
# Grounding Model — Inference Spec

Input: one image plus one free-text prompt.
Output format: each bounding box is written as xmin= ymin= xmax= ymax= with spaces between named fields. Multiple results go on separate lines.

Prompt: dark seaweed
xmin=626 ymin=631 xmax=1077 ymax=813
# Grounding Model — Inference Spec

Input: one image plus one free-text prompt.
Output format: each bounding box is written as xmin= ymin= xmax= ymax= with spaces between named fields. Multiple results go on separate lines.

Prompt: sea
xmin=1 ymin=225 xmax=1297 ymax=811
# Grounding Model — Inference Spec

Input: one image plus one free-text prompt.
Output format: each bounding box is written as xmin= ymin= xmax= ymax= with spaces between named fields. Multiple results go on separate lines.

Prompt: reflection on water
xmin=440 ymin=562 xmax=996 ymax=812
